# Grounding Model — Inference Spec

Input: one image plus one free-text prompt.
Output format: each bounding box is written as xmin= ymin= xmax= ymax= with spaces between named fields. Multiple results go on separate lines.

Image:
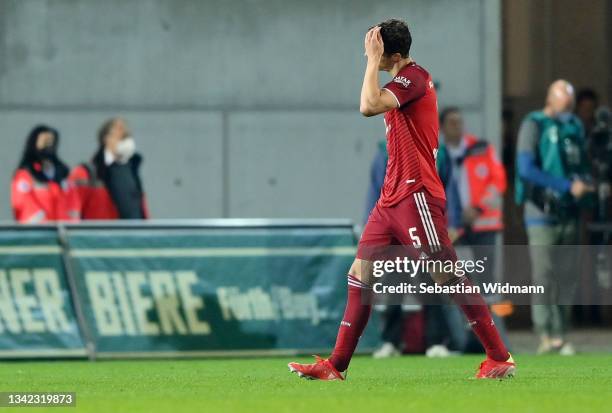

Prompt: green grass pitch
xmin=1 ymin=354 xmax=611 ymax=413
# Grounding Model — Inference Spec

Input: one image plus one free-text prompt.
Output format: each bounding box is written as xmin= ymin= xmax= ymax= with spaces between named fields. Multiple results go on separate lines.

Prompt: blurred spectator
xmin=11 ymin=125 xmax=79 ymax=223
xmin=585 ymin=101 xmax=612 ymax=223
xmin=70 ymin=118 xmax=149 ymax=219
xmin=365 ymin=140 xmax=403 ymax=358
xmin=365 ymin=140 xmax=425 ymax=358
xmin=515 ymin=80 xmax=594 ymax=355
xmin=437 ymin=107 xmax=507 ymax=246
xmin=436 ymin=107 xmax=510 ymax=354
xmin=578 ymin=90 xmax=611 ymax=326
xmin=575 ymin=88 xmax=599 ymax=136
xmin=364 ymin=140 xmax=388 ymax=223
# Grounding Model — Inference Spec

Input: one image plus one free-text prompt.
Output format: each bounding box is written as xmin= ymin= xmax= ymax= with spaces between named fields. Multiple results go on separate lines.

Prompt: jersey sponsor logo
xmin=340 ymin=320 xmax=351 ymax=327
xmin=393 ymin=76 xmax=412 ymax=88
xmin=433 ymin=148 xmax=438 ymax=160
xmin=406 ymin=179 xmax=416 ymax=184
xmin=429 ymin=80 xmax=434 ymax=89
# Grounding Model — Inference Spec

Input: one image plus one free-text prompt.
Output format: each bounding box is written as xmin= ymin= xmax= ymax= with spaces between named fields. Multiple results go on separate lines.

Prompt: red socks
xmin=329 ymin=275 xmax=372 ymax=372
xmin=445 ymin=276 xmax=510 ymax=362
xmin=328 ymin=274 xmax=508 ymax=370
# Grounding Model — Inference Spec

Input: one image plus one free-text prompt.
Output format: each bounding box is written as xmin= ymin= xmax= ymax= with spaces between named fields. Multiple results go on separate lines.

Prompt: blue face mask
xmin=556 ymin=112 xmax=573 ymax=123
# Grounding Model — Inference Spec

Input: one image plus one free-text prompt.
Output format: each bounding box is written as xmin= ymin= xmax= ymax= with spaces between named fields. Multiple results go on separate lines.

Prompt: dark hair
xmin=377 ymin=19 xmax=412 ymax=58
xmin=16 ymin=124 xmax=69 ymax=182
xmin=18 ymin=124 xmax=59 ymax=169
xmin=439 ymin=106 xmax=461 ymax=124
xmin=576 ymin=88 xmax=599 ymax=105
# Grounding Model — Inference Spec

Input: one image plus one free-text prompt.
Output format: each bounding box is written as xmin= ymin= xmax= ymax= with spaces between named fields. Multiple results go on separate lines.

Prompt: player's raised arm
xmin=359 ymin=27 xmax=399 ymax=117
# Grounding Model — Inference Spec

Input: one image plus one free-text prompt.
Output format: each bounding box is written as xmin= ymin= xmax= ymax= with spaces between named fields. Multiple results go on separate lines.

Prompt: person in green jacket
xmin=515 ymin=80 xmax=595 ymax=355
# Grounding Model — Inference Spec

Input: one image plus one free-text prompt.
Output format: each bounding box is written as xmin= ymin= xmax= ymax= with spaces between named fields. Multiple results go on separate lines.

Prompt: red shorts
xmin=357 ymin=190 xmax=457 ymax=262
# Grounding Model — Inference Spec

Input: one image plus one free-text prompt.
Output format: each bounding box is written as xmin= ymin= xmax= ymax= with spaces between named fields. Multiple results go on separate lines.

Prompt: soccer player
xmin=288 ymin=19 xmax=516 ymax=380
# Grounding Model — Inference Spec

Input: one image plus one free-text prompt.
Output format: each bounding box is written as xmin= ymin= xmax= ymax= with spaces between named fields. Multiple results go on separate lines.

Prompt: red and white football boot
xmin=476 ymin=354 xmax=516 ymax=379
xmin=288 ymin=356 xmax=345 ymax=381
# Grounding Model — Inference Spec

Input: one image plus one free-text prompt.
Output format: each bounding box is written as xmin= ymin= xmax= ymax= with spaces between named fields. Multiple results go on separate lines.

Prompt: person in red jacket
xmin=437 ymin=107 xmax=507 ymax=239
xmin=436 ymin=107 xmax=511 ymax=354
xmin=69 ymin=117 xmax=149 ymax=220
xmin=11 ymin=125 xmax=80 ymax=223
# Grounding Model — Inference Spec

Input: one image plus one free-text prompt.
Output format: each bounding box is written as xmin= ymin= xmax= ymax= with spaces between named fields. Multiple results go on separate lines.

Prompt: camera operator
xmin=515 ymin=80 xmax=595 ymax=355
xmin=587 ymin=106 xmax=612 ymax=223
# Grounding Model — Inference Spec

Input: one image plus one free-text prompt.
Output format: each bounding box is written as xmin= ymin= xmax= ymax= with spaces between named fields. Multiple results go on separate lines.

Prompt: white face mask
xmin=115 ymin=137 xmax=136 ymax=161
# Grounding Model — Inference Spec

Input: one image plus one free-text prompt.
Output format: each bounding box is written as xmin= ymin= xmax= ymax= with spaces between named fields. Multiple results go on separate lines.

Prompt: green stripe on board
xmin=0 ymin=349 xmax=87 ymax=358
xmin=71 ymin=246 xmax=356 ymax=258
xmin=0 ymin=246 xmax=62 ymax=255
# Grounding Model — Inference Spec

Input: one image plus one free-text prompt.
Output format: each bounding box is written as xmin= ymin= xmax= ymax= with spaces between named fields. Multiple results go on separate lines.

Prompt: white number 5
xmin=409 ymin=227 xmax=421 ymax=248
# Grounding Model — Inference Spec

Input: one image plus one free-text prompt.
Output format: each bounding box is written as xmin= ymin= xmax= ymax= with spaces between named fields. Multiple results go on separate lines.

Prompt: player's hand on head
xmin=364 ymin=26 xmax=384 ymax=61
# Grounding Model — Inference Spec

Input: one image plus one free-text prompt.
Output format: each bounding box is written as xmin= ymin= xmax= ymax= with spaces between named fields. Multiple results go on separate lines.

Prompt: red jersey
xmin=378 ymin=62 xmax=445 ymax=207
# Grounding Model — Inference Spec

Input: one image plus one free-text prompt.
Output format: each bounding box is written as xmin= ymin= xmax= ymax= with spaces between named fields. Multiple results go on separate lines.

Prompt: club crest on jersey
xmin=393 ymin=76 xmax=412 ymax=88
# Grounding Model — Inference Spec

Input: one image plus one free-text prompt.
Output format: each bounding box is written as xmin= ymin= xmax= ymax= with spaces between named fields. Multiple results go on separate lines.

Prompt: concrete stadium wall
xmin=0 ymin=0 xmax=501 ymax=222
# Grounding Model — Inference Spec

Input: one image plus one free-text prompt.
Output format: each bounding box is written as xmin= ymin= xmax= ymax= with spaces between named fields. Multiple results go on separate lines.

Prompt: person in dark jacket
xmin=12 ymin=125 xmax=79 ymax=223
xmin=70 ymin=117 xmax=149 ymax=220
